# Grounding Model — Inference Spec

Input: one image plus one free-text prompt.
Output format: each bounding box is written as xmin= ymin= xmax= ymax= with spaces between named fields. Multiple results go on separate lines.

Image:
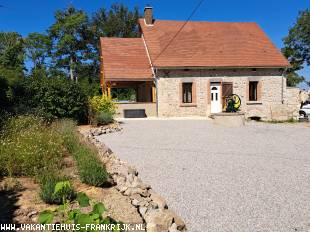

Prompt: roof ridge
xmin=139 ymin=18 xmax=258 ymax=24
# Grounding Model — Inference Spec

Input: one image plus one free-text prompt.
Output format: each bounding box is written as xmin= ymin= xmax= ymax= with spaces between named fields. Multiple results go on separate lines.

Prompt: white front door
xmin=210 ymin=83 xmax=222 ymax=113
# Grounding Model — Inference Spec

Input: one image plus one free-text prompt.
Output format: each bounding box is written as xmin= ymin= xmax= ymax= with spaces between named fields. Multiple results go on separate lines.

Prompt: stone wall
xmin=156 ymin=68 xmax=301 ymax=120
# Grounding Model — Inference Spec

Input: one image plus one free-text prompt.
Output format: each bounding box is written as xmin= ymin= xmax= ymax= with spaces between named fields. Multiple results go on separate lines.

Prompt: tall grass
xmin=55 ymin=119 xmax=108 ymax=187
xmin=0 ymin=116 xmax=63 ymax=177
xmin=0 ymin=116 xmax=108 ymax=206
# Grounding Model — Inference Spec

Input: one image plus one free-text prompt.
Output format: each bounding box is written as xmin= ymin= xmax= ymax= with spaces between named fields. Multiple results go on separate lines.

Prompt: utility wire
xmin=151 ymin=0 xmax=205 ymax=64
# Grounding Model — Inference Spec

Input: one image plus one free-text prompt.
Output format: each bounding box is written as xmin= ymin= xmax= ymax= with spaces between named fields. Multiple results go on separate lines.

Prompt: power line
xmin=152 ymin=0 xmax=205 ymax=64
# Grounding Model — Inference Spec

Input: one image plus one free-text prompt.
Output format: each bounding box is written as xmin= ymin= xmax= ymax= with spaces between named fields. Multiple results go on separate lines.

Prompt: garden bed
xmin=0 ymin=177 xmax=142 ymax=226
xmin=0 ymin=116 xmax=143 ymax=230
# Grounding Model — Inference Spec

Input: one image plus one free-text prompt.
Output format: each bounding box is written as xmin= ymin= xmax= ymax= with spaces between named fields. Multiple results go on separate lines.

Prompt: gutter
xmin=156 ymin=66 xmax=288 ymax=70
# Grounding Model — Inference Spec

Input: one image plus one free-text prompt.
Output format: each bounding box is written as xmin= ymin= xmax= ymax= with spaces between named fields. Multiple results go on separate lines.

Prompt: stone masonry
xmin=156 ymin=68 xmax=300 ymax=121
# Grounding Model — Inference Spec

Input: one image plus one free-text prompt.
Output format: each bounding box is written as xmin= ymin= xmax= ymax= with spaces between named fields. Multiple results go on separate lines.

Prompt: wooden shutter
xmin=222 ymin=82 xmax=233 ymax=110
xmin=222 ymin=82 xmax=233 ymax=97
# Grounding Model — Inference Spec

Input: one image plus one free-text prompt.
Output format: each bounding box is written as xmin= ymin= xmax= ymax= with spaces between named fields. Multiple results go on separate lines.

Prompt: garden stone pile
xmin=83 ymin=129 xmax=187 ymax=232
xmin=89 ymin=122 xmax=122 ymax=136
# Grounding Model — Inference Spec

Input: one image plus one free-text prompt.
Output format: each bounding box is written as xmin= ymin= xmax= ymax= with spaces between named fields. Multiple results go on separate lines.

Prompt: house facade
xmin=100 ymin=7 xmax=299 ymax=120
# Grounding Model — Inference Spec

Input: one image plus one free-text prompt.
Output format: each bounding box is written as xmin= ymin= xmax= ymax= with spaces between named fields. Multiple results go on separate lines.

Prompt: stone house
xmin=100 ymin=7 xmax=299 ymax=120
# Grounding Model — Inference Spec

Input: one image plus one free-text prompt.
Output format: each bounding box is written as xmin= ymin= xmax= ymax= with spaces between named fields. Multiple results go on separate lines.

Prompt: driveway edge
xmin=79 ymin=127 xmax=187 ymax=232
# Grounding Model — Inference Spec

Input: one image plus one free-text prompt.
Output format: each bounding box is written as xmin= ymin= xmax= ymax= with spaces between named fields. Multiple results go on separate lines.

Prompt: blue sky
xmin=0 ymin=0 xmax=309 ymax=89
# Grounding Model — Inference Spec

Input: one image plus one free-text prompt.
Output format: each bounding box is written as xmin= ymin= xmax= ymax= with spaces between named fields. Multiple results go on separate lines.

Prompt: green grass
xmin=39 ymin=172 xmax=76 ymax=205
xmin=55 ymin=119 xmax=108 ymax=187
xmin=0 ymin=116 xmax=108 ymax=206
xmin=0 ymin=116 xmax=64 ymax=177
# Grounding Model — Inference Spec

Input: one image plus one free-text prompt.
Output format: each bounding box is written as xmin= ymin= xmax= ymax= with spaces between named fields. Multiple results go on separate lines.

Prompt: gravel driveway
xmin=98 ymin=120 xmax=310 ymax=232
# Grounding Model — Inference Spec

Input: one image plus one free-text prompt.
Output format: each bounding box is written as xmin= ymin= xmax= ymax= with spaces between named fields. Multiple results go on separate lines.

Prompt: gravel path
xmin=98 ymin=120 xmax=310 ymax=232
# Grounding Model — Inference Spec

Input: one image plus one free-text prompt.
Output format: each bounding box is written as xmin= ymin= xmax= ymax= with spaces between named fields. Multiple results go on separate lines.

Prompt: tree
xmin=0 ymin=32 xmax=24 ymax=70
xmin=91 ymin=4 xmax=140 ymax=43
xmin=0 ymin=32 xmax=25 ymax=104
xmin=282 ymin=9 xmax=310 ymax=87
xmin=48 ymin=5 xmax=90 ymax=82
xmin=87 ymin=4 xmax=140 ymax=87
xmin=25 ymin=32 xmax=51 ymax=78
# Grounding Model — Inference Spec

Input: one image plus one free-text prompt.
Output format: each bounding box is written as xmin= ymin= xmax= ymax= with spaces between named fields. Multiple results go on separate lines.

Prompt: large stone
xmin=150 ymin=191 xmax=168 ymax=210
xmin=144 ymin=209 xmax=174 ymax=231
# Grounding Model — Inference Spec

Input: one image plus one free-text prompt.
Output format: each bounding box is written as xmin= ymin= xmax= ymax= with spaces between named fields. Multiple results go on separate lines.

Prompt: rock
xmin=123 ymin=187 xmax=149 ymax=197
xmin=131 ymin=194 xmax=150 ymax=207
xmin=132 ymin=198 xmax=140 ymax=207
xmin=172 ymin=213 xmax=186 ymax=231
xmin=27 ymin=211 xmax=38 ymax=218
xmin=169 ymin=223 xmax=178 ymax=232
xmin=126 ymin=174 xmax=134 ymax=184
xmin=150 ymin=191 xmax=168 ymax=210
xmin=139 ymin=207 xmax=148 ymax=216
xmin=144 ymin=209 xmax=174 ymax=231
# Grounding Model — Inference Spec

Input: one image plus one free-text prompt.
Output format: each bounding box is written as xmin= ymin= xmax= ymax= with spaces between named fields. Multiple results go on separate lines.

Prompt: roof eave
xmin=153 ymin=65 xmax=290 ymax=70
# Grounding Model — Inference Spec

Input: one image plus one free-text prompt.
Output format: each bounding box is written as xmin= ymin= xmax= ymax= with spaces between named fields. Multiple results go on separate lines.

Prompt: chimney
xmin=144 ymin=6 xmax=153 ymax=25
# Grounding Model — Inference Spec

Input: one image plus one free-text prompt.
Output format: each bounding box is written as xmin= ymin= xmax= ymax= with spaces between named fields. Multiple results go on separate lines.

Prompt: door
xmin=210 ymin=83 xmax=222 ymax=113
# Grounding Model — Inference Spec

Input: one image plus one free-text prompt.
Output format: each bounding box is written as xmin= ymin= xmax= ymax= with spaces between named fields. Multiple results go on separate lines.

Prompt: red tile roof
xmin=139 ymin=19 xmax=290 ymax=68
xmin=100 ymin=19 xmax=289 ymax=80
xmin=100 ymin=37 xmax=153 ymax=81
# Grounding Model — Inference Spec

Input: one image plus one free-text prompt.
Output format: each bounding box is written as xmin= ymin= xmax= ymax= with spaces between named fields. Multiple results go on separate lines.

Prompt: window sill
xmin=246 ymin=101 xmax=262 ymax=105
xmin=180 ymin=103 xmax=197 ymax=107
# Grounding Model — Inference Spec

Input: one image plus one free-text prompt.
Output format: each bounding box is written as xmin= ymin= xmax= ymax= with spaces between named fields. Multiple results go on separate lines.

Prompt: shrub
xmin=39 ymin=188 xmax=122 ymax=227
xmin=14 ymin=77 xmax=88 ymax=123
xmin=78 ymin=155 xmax=109 ymax=187
xmin=0 ymin=115 xmax=64 ymax=177
xmin=93 ymin=111 xmax=114 ymax=125
xmin=39 ymin=172 xmax=75 ymax=205
xmin=89 ymin=95 xmax=116 ymax=126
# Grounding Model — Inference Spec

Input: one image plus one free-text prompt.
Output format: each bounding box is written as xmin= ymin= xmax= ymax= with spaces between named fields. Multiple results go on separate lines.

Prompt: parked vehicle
xmin=299 ymin=101 xmax=310 ymax=118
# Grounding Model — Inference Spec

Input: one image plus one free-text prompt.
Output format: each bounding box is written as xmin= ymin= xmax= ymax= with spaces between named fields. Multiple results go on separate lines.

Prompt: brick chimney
xmin=144 ymin=6 xmax=153 ymax=25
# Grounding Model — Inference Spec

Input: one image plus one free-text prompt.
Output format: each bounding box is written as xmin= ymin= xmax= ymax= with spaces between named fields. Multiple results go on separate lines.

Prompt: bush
xmin=89 ymin=95 xmax=116 ymax=126
xmin=56 ymin=120 xmax=108 ymax=186
xmin=77 ymin=151 xmax=108 ymax=187
xmin=39 ymin=172 xmax=75 ymax=205
xmin=14 ymin=77 xmax=88 ymax=123
xmin=93 ymin=111 xmax=114 ymax=125
xmin=0 ymin=115 xmax=64 ymax=177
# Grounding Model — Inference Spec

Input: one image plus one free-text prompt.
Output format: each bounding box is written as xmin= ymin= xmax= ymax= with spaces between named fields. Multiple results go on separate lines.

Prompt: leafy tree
xmin=89 ymin=4 xmax=140 ymax=77
xmin=0 ymin=32 xmax=25 ymax=85
xmin=48 ymin=5 xmax=91 ymax=82
xmin=282 ymin=9 xmax=310 ymax=87
xmin=25 ymin=32 xmax=51 ymax=78
xmin=91 ymin=4 xmax=140 ymax=46
xmin=15 ymin=77 xmax=88 ymax=123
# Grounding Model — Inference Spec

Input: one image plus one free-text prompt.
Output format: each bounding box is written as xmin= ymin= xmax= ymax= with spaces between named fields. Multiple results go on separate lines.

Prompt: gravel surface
xmin=98 ymin=120 xmax=310 ymax=232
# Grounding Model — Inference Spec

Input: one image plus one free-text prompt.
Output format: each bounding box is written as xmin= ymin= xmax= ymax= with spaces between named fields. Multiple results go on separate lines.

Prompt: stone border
xmin=80 ymin=128 xmax=187 ymax=232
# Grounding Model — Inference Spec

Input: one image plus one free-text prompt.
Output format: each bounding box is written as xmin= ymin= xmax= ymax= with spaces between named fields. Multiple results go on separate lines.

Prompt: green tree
xmin=90 ymin=4 xmax=140 ymax=64
xmin=0 ymin=32 xmax=25 ymax=85
xmin=48 ymin=5 xmax=91 ymax=82
xmin=282 ymin=9 xmax=310 ymax=87
xmin=25 ymin=32 xmax=51 ymax=78
xmin=0 ymin=32 xmax=25 ymax=105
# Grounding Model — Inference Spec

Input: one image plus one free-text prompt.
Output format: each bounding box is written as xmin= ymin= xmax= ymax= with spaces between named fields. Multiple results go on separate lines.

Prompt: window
xmin=182 ymin=83 xmax=193 ymax=103
xmin=249 ymin=81 xmax=258 ymax=101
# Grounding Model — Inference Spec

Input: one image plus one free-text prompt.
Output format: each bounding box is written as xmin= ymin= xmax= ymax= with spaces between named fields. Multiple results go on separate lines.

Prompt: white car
xmin=299 ymin=102 xmax=310 ymax=118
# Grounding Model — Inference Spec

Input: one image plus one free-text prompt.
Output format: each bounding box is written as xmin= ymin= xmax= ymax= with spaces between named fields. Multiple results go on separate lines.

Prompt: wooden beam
xmin=152 ymin=85 xmax=156 ymax=103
